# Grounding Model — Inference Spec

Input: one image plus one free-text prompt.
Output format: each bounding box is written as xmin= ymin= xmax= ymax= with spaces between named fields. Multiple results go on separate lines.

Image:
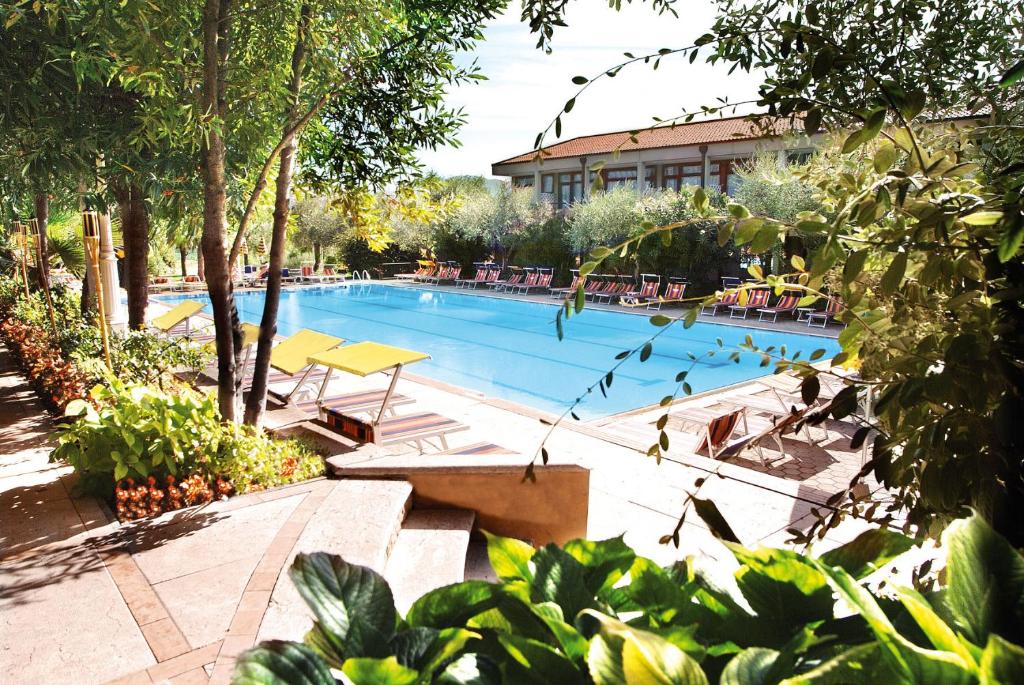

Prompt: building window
xmin=558 ymin=172 xmax=583 ymax=207
xmin=708 ymin=159 xmax=748 ymax=196
xmin=787 ymin=150 xmax=813 ymax=165
xmin=512 ymin=175 xmax=534 ymax=188
xmin=645 ymin=166 xmax=657 ymax=189
xmin=662 ymin=163 xmax=703 ymax=191
xmin=541 ymin=174 xmax=556 ymax=195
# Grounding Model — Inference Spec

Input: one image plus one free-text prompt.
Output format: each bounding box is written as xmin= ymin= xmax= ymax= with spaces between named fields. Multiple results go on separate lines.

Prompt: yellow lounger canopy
xmin=309 ymin=341 xmax=429 ymax=377
xmin=271 ymin=329 xmax=344 ymax=376
xmin=151 ymin=300 xmax=206 ymax=332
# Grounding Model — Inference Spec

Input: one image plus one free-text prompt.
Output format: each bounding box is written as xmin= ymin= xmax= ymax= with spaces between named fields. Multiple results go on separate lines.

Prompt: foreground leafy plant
xmin=234 ymin=514 xmax=1024 ymax=684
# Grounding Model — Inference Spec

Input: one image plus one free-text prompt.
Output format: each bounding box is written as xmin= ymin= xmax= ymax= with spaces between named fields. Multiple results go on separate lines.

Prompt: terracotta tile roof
xmin=493 ymin=115 xmax=792 ymax=167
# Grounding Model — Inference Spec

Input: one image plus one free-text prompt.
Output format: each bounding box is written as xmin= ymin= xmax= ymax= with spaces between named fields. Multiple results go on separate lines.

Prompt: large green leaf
xmin=482 ymin=530 xmax=535 ymax=584
xmin=528 ymin=601 xmax=589 ymax=663
xmin=578 ymin=610 xmax=709 ymax=685
xmin=720 ymin=648 xmax=780 ymax=685
xmin=623 ymin=557 xmax=690 ymax=619
xmin=979 ymin=634 xmax=1024 ymax=685
xmin=893 ymin=585 xmax=976 ymax=668
xmin=341 ymin=656 xmax=419 ymax=685
xmin=729 ymin=547 xmax=835 ymax=627
xmin=406 ymin=581 xmax=505 ymax=629
xmin=530 ymin=544 xmax=594 ymax=620
xmin=233 ymin=641 xmax=335 ymax=685
xmin=289 ymin=553 xmax=397 ymax=660
xmin=779 ymin=643 xmax=889 ymax=684
xmin=497 ymin=633 xmax=587 ymax=684
xmin=563 ymin=535 xmax=637 ymax=596
xmin=812 ymin=560 xmax=974 ymax=684
xmin=390 ymin=626 xmax=480 ymax=675
xmin=942 ymin=514 xmax=1024 ymax=645
xmin=819 ymin=529 xmax=915 ymax=579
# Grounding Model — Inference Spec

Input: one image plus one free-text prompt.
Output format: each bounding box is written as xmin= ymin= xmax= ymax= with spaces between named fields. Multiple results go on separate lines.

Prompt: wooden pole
xmin=83 ymin=211 xmax=111 ymax=369
xmin=27 ymin=218 xmax=59 ymax=338
xmin=15 ymin=221 xmax=30 ymax=299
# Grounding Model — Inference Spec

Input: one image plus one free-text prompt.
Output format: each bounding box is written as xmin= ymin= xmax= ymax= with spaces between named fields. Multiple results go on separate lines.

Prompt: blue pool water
xmin=161 ymin=284 xmax=840 ymax=419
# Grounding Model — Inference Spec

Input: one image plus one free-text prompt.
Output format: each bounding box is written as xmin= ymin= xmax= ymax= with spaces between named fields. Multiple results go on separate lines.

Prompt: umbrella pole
xmin=83 ymin=212 xmax=112 ymax=369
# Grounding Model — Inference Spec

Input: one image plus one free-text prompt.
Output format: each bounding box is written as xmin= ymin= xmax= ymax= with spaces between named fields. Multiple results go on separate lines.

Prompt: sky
xmin=415 ymin=2 xmax=765 ymax=179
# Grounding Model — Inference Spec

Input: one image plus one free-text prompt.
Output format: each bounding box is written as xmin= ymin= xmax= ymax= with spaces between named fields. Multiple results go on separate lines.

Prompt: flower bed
xmin=0 ymin=316 xmax=88 ymax=412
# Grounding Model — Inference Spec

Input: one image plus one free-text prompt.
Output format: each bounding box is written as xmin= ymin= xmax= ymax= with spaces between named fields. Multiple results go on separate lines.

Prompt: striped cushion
xmin=696 ymin=410 xmax=743 ymax=452
xmin=323 ymin=410 xmax=465 ymax=445
xmin=441 ymin=442 xmax=515 ymax=456
xmin=294 ymin=390 xmax=412 ymax=416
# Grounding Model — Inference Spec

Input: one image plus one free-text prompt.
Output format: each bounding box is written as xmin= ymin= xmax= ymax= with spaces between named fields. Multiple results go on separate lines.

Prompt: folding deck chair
xmin=729 ymin=288 xmax=771 ymax=319
xmin=701 ymin=290 xmax=740 ymax=316
xmin=550 ymin=269 xmax=582 ymax=299
xmin=150 ymin=300 xmax=208 ymax=337
xmin=643 ymin=279 xmax=687 ymax=311
xmin=757 ymin=292 xmax=802 ymax=322
xmin=807 ymin=297 xmax=844 ymax=327
xmin=256 ymin=329 xmax=346 ymax=404
xmin=308 ymin=342 xmax=468 ymax=449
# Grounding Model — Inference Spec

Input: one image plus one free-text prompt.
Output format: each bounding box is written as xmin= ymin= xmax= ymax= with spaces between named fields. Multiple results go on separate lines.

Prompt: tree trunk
xmin=244 ymin=4 xmax=310 ymax=427
xmin=197 ymin=249 xmax=206 ymax=281
xmin=115 ymin=182 xmax=151 ymax=329
xmin=313 ymin=241 xmax=322 ymax=272
xmin=34 ymin=193 xmax=50 ymax=289
xmin=180 ymin=246 xmax=189 ymax=278
xmin=201 ymin=0 xmax=243 ymax=422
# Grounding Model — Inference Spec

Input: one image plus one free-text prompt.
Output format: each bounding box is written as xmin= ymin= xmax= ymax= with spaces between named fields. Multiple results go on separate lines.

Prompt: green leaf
xmin=650 ymin=315 xmax=671 ymax=327
xmin=64 ymin=398 xmax=91 ymax=417
xmin=530 ymin=545 xmax=594 ymax=620
xmin=750 ymin=226 xmax=780 ymax=253
xmin=233 ymin=641 xmax=335 ymax=685
xmin=342 ymin=656 xmax=419 ymax=685
xmin=873 ymin=143 xmax=899 ymax=173
xmin=729 ymin=547 xmax=834 ymax=625
xmin=942 ymin=513 xmax=1024 ymax=645
xmin=997 ymin=224 xmax=1024 ymax=263
xmin=640 ymin=342 xmax=653 ymax=362
xmin=389 ymin=626 xmax=479 ymax=674
xmin=812 ymin=560 xmax=974 ymax=684
xmin=483 ymin=530 xmax=535 ymax=584
xmin=893 ymin=585 xmax=976 ymax=667
xmin=572 ymin=75 xmax=589 ymax=85
xmin=691 ymin=498 xmax=740 ymax=543
xmin=577 ymin=610 xmax=709 ymax=685
xmin=999 ymin=59 xmax=1024 ymax=88
xmin=563 ymin=536 xmax=637 ymax=596
xmin=963 ymin=211 xmax=1004 ymax=226
xmin=779 ymin=643 xmax=888 ymax=684
xmin=979 ymin=634 xmax=1024 ymax=685
xmin=841 ymin=110 xmax=886 ymax=153
xmin=497 ymin=633 xmax=586 ymax=684
xmin=288 ymin=553 xmax=396 ymax=660
xmin=406 ymin=581 xmax=505 ymax=629
xmin=880 ymin=252 xmax=907 ymax=296
xmin=721 ymin=648 xmax=779 ymax=685
xmin=843 ymin=249 xmax=868 ymax=285
xmin=819 ymin=528 xmax=915 ymax=579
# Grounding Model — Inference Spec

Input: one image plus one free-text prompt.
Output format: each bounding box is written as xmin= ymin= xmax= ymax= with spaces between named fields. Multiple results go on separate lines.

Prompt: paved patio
xmin=0 ymin=288 xmax=876 ymax=684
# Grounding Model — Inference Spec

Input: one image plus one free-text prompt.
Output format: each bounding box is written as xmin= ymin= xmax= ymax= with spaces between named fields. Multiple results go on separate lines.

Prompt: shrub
xmin=234 ymin=514 xmax=1024 ymax=684
xmin=53 ymin=378 xmax=324 ymax=509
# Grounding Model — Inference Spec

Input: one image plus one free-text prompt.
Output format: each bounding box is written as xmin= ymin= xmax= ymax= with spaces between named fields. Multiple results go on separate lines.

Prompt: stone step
xmin=384 ymin=509 xmax=476 ymax=615
xmin=257 ymin=479 xmax=413 ymax=642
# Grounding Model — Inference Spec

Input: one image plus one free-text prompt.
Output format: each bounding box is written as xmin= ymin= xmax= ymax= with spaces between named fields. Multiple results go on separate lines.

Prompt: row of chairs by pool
xmin=405 ymin=264 xmax=843 ymax=327
xmin=149 ymin=263 xmax=372 ymax=292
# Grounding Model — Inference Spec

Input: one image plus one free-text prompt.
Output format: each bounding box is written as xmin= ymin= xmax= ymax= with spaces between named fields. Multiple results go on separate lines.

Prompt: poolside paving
xmin=1 ymin=288 xmax=878 ymax=684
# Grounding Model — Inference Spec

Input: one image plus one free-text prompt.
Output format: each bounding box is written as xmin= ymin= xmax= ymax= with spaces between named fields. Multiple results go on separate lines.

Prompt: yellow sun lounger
xmin=262 ymin=329 xmax=345 ymax=403
xmin=150 ymin=300 xmax=208 ymax=336
xmin=309 ymin=341 xmax=468 ymax=448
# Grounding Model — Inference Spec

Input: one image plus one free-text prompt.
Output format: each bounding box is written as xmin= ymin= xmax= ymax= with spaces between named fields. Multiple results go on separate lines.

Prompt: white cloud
xmin=416 ymin=3 xmax=765 ymax=177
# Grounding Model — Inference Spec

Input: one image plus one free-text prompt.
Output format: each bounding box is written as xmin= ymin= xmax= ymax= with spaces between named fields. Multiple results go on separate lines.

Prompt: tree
xmin=446 ymin=183 xmax=552 ymax=264
xmin=732 ymin=152 xmax=819 ymax=263
xmin=292 ymin=195 xmax=345 ymax=272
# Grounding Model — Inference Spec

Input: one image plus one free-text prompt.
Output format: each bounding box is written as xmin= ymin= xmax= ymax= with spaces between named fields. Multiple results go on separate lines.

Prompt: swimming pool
xmin=161 ymin=284 xmax=840 ymax=419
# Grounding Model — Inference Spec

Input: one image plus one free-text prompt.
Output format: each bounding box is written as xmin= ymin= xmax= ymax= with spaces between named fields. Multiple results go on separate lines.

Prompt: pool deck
xmin=1 ymin=284 xmax=876 ymax=684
